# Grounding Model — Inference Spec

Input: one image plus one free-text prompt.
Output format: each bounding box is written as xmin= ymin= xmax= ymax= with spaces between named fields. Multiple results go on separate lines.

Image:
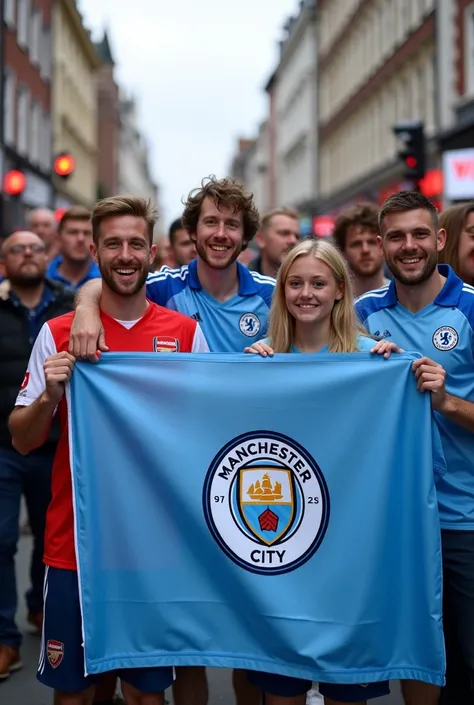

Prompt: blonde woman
xmin=244 ymin=238 xmax=400 ymax=705
xmin=246 ymin=237 xmax=396 ymax=357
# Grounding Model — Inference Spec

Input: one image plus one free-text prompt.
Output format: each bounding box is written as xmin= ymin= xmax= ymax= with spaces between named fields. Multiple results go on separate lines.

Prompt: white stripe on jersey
xmin=38 ymin=565 xmax=49 ymax=674
xmin=147 ymin=266 xmax=189 ymax=284
xmin=462 ymin=284 xmax=474 ymax=295
xmin=355 ymin=285 xmax=390 ymax=303
xmin=250 ymin=271 xmax=276 ymax=286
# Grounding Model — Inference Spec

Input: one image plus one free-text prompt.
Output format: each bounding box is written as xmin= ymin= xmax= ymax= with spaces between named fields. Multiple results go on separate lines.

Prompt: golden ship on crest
xmin=247 ymin=473 xmax=283 ymax=502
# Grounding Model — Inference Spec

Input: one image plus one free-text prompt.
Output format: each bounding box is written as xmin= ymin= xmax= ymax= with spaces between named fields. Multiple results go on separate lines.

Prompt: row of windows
xmin=55 ymin=64 xmax=97 ymax=148
xmin=319 ymin=50 xmax=436 ymax=196
xmin=277 ymin=136 xmax=312 ymax=206
xmin=4 ymin=0 xmax=52 ymax=80
xmin=320 ymin=0 xmax=434 ymax=59
xmin=4 ymin=69 xmax=51 ymax=170
xmin=318 ymin=0 xmax=359 ymax=55
xmin=319 ymin=0 xmax=434 ymax=123
xmin=57 ymin=14 xmax=97 ymax=105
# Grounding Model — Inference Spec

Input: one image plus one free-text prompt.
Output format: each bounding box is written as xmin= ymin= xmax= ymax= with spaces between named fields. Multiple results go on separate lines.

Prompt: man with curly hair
xmin=332 ymin=203 xmax=389 ymax=297
xmin=70 ymin=176 xmax=275 ymax=355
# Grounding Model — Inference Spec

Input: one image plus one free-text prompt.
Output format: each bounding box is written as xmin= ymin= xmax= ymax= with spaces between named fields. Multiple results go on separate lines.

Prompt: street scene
xmin=1 ymin=0 xmax=474 ymax=704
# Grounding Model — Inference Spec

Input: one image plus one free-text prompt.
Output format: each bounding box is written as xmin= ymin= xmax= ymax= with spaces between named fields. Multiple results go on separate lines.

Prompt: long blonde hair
xmin=268 ymin=238 xmax=367 ymax=353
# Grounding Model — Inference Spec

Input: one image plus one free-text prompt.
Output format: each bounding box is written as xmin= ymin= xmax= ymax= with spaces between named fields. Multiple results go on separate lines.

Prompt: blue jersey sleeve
xmin=354 ymin=299 xmax=370 ymax=326
xmin=248 ymin=272 xmax=275 ymax=309
xmin=145 ymin=267 xmax=188 ymax=307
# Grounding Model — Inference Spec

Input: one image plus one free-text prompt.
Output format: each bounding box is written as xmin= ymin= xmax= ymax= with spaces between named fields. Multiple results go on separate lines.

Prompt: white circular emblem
xmin=239 ymin=312 xmax=261 ymax=337
xmin=203 ymin=431 xmax=330 ymax=575
xmin=432 ymin=326 xmax=459 ymax=351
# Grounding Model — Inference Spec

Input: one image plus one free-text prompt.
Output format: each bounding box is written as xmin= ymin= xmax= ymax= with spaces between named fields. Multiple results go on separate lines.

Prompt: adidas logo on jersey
xmin=191 ymin=312 xmax=203 ymax=322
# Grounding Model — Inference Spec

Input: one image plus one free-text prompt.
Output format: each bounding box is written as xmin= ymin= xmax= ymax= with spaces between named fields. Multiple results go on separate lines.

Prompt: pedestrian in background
xmin=0 ymin=231 xmax=74 ymax=680
xmin=249 ymin=207 xmax=300 ymax=277
xmin=332 ymin=203 xmax=389 ymax=297
xmin=27 ymin=209 xmax=60 ymax=263
xmin=439 ymin=202 xmax=474 ymax=285
xmin=47 ymin=206 xmax=100 ymax=290
xmin=166 ymin=217 xmax=197 ymax=267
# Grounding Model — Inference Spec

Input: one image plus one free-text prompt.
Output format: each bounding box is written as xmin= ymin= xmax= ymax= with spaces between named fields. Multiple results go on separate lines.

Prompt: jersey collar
xmin=381 ymin=264 xmax=463 ymax=309
xmin=188 ymin=259 xmax=258 ymax=296
xmin=47 ymin=256 xmax=100 ymax=289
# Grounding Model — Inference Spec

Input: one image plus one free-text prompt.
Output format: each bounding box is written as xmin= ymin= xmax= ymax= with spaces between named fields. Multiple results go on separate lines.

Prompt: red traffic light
xmin=4 ymin=170 xmax=26 ymax=196
xmin=54 ymin=153 xmax=75 ymax=177
xmin=405 ymin=156 xmax=417 ymax=169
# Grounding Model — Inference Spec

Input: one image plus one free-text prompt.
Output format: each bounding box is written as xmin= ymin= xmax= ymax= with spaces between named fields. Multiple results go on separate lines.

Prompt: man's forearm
xmin=9 ymin=394 xmax=58 ymax=454
xmin=74 ymin=278 xmax=102 ymax=309
xmin=439 ymin=393 xmax=474 ymax=434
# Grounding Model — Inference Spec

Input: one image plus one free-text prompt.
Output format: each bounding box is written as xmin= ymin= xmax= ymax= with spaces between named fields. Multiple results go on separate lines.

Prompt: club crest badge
xmin=239 ymin=313 xmax=261 ymax=337
xmin=47 ymin=640 xmax=64 ymax=669
xmin=432 ymin=326 xmax=458 ymax=351
xmin=153 ymin=336 xmax=179 ymax=353
xmin=203 ymin=431 xmax=330 ymax=575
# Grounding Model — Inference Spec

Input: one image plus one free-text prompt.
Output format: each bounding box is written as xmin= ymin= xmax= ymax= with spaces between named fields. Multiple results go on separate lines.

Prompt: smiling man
xmin=355 ymin=191 xmax=474 ymax=705
xmin=8 ymin=196 xmax=207 ymax=705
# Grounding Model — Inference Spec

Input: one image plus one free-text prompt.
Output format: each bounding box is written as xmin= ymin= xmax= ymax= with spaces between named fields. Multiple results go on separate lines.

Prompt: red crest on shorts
xmin=47 ymin=640 xmax=64 ymax=668
xmin=153 ymin=336 xmax=179 ymax=353
xmin=20 ymin=372 xmax=30 ymax=390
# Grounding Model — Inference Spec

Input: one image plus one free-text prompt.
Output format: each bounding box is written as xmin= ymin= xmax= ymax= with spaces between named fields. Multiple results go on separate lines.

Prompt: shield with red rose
xmin=238 ymin=467 xmax=295 ymax=545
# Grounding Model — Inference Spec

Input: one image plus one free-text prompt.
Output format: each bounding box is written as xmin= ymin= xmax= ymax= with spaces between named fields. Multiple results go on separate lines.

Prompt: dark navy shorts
xmin=247 ymin=670 xmax=390 ymax=701
xmin=37 ymin=566 xmax=174 ymax=693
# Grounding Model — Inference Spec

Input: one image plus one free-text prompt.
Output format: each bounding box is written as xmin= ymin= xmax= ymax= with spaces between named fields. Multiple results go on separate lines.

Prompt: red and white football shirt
xmin=15 ymin=303 xmax=208 ymax=570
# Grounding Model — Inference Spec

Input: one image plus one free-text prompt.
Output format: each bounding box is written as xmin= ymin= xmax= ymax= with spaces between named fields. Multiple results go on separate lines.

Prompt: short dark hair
xmin=169 ymin=217 xmax=185 ymax=246
xmin=379 ymin=191 xmax=439 ymax=232
xmin=91 ymin=195 xmax=158 ymax=245
xmin=332 ymin=203 xmax=379 ymax=252
xmin=58 ymin=205 xmax=91 ymax=234
xmin=181 ymin=175 xmax=260 ymax=250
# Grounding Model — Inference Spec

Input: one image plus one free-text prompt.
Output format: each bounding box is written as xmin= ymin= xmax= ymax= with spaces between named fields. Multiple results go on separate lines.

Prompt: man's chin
xmin=354 ymin=264 xmax=382 ymax=278
xmin=10 ymin=274 xmax=44 ymax=288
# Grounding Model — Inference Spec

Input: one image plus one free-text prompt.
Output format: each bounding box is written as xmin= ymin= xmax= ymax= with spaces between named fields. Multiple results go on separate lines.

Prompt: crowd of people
xmin=0 ymin=178 xmax=473 ymax=705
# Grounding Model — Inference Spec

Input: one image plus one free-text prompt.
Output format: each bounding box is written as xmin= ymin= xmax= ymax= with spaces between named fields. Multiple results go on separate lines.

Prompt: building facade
xmin=52 ymin=0 xmax=100 ymax=210
xmin=248 ymin=121 xmax=271 ymax=214
xmin=117 ymin=95 xmax=158 ymax=205
xmin=229 ymin=137 xmax=256 ymax=183
xmin=2 ymin=0 xmax=54 ymax=232
xmin=438 ymin=0 xmax=474 ymax=202
xmin=317 ymin=0 xmax=437 ymax=212
xmin=229 ymin=125 xmax=271 ymax=215
xmin=272 ymin=0 xmax=318 ymax=212
xmin=95 ymin=31 xmax=119 ymax=199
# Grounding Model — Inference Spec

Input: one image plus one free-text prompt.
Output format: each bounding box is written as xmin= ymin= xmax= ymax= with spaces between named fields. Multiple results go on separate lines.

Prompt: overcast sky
xmin=78 ymin=0 xmax=297 ymax=229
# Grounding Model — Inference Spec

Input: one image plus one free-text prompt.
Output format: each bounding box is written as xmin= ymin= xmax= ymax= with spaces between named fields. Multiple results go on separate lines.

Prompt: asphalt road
xmin=0 ymin=535 xmax=402 ymax=704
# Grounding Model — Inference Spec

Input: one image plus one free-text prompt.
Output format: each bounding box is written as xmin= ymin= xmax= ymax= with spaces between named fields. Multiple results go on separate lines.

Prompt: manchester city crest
xmin=203 ymin=431 xmax=330 ymax=575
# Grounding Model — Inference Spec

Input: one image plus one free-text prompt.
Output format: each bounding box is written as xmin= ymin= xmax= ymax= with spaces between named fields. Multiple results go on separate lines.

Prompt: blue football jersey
xmin=146 ymin=259 xmax=275 ymax=352
xmin=355 ymin=265 xmax=474 ymax=529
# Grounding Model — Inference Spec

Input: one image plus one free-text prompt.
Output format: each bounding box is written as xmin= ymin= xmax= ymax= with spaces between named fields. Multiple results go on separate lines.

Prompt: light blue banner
xmin=69 ymin=352 xmax=445 ymax=685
